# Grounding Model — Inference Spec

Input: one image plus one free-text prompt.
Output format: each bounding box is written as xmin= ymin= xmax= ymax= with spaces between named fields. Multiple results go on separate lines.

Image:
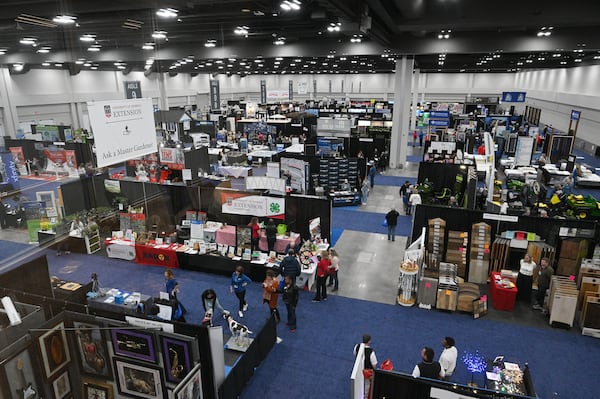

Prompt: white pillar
xmin=410 ymin=69 xmax=420 ymax=132
xmin=157 ymin=73 xmax=169 ymax=110
xmin=389 ymin=57 xmax=414 ymax=169
xmin=0 ymin=68 xmax=18 ymax=137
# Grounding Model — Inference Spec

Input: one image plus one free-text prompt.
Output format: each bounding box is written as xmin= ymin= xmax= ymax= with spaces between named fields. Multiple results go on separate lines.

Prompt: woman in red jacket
xmin=249 ymin=216 xmax=261 ymax=252
xmin=312 ymin=250 xmax=331 ymax=302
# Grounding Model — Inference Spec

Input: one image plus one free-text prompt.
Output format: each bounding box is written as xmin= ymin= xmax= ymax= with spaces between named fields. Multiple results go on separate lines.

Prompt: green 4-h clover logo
xmin=269 ymin=202 xmax=280 ymax=213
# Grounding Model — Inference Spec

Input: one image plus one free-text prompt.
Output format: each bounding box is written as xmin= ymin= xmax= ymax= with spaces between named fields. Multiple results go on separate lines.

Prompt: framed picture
xmin=38 ymin=321 xmax=71 ymax=379
xmin=236 ymin=226 xmax=251 ymax=249
xmin=114 ymin=358 xmax=163 ymax=399
xmin=81 ymin=377 xmax=114 ymax=399
xmin=172 ymin=364 xmax=203 ymax=399
xmin=0 ymin=347 xmax=41 ymax=399
xmin=160 ymin=335 xmax=193 ymax=384
xmin=72 ymin=320 xmax=112 ymax=378
xmin=52 ymin=371 xmax=71 ymax=399
xmin=111 ymin=329 xmax=156 ymax=363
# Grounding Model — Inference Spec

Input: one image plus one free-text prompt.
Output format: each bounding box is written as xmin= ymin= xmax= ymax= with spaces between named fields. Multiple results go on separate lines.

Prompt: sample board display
xmin=88 ymin=98 xmax=158 ymax=167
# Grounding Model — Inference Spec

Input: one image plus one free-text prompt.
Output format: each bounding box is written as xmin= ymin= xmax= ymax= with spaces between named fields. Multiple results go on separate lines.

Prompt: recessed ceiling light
xmin=142 ymin=43 xmax=155 ymax=50
xmin=87 ymin=45 xmax=101 ymax=52
xmin=54 ymin=63 xmax=63 ymax=67
xmin=156 ymin=8 xmax=178 ymax=18
xmin=36 ymin=47 xmax=51 ymax=53
xmin=80 ymin=34 xmax=96 ymax=42
xmin=42 ymin=62 xmax=50 ymax=67
xmin=574 ymin=59 xmax=582 ymax=62
xmin=205 ymin=39 xmax=217 ymax=48
xmin=327 ymin=22 xmax=341 ymax=32
xmin=152 ymin=31 xmax=167 ymax=40
xmin=20 ymin=37 xmax=37 ymax=46
xmin=83 ymin=62 xmax=92 ymax=67
xmin=91 ymin=66 xmax=98 ymax=70
xmin=560 ymin=61 xmax=567 ymax=65
xmin=53 ymin=15 xmax=76 ymax=24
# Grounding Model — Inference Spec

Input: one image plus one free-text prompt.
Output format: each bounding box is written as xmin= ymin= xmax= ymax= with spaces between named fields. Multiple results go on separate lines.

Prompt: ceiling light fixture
xmin=142 ymin=43 xmax=155 ymax=50
xmin=156 ymin=8 xmax=178 ymax=18
xmin=152 ymin=31 xmax=167 ymax=40
xmin=537 ymin=26 xmax=553 ymax=37
xmin=53 ymin=15 xmax=77 ymax=24
xmin=350 ymin=34 xmax=362 ymax=43
xmin=280 ymin=0 xmax=301 ymax=11
xmin=80 ymin=34 xmax=96 ymax=42
xmin=234 ymin=26 xmax=249 ymax=36
xmin=327 ymin=22 xmax=341 ymax=32
xmin=273 ymin=37 xmax=286 ymax=45
xmin=0 ymin=49 xmax=6 ymax=55
xmin=87 ymin=45 xmax=102 ymax=52
xmin=205 ymin=39 xmax=217 ymax=48
xmin=42 ymin=62 xmax=50 ymax=67
xmin=19 ymin=37 xmax=37 ymax=46
xmin=36 ymin=47 xmax=51 ymax=54
xmin=13 ymin=63 xmax=24 ymax=72
xmin=437 ymin=30 xmax=451 ymax=39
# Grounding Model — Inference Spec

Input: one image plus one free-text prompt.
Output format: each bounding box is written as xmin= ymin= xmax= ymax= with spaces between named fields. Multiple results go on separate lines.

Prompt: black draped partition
xmin=285 ymin=194 xmax=331 ymax=242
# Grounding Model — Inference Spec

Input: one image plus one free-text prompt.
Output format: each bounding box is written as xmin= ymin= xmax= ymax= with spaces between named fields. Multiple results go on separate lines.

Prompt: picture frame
xmin=236 ymin=226 xmax=251 ymax=249
xmin=71 ymin=320 xmax=112 ymax=379
xmin=171 ymin=364 xmax=203 ymax=399
xmin=81 ymin=377 xmax=113 ymax=399
xmin=38 ymin=321 xmax=71 ymax=379
xmin=114 ymin=358 xmax=164 ymax=399
xmin=160 ymin=335 xmax=193 ymax=384
xmin=52 ymin=371 xmax=71 ymax=399
xmin=111 ymin=329 xmax=157 ymax=363
xmin=0 ymin=347 xmax=41 ymax=399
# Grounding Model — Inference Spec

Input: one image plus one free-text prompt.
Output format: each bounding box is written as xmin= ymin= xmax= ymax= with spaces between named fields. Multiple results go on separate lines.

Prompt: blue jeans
xmin=327 ymin=271 xmax=339 ymax=289
xmin=285 ymin=303 xmax=296 ymax=329
xmin=387 ymin=225 xmax=397 ymax=241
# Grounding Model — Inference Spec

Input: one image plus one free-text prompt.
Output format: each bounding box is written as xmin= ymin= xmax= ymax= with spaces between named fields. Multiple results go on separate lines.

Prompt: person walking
xmin=361 ymin=178 xmax=370 ymax=205
xmin=265 ymin=218 xmax=278 ymax=254
xmin=399 ymin=181 xmax=411 ymax=215
xmin=412 ymin=347 xmax=445 ymax=379
xmin=327 ymin=248 xmax=340 ymax=291
xmin=439 ymin=337 xmax=458 ymax=380
xmin=201 ymin=289 xmax=228 ymax=326
xmin=262 ymin=270 xmax=280 ymax=322
xmin=280 ymin=249 xmax=301 ymax=285
xmin=230 ymin=265 xmax=252 ymax=318
xmin=408 ymin=187 xmax=422 ymax=216
xmin=385 ymin=207 xmax=400 ymax=241
xmin=280 ymin=275 xmax=299 ymax=332
xmin=353 ymin=334 xmax=377 ymax=399
xmin=368 ymin=162 xmax=377 ymax=188
xmin=312 ymin=250 xmax=331 ymax=302
xmin=248 ymin=216 xmax=261 ymax=252
xmin=516 ymin=254 xmax=536 ymax=303
xmin=533 ymin=257 xmax=554 ymax=311
xmin=164 ymin=269 xmax=187 ymax=321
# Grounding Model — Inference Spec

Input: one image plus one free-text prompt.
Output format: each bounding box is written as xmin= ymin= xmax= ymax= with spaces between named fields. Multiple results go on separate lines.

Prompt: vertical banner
xmin=260 ymin=80 xmax=267 ymax=104
xmin=124 ymin=81 xmax=142 ymax=99
xmin=313 ymin=79 xmax=317 ymax=99
xmin=210 ymin=80 xmax=220 ymax=110
xmin=329 ymin=79 xmax=332 ymax=93
xmin=298 ymin=81 xmax=308 ymax=95
xmin=289 ymin=80 xmax=293 ymax=101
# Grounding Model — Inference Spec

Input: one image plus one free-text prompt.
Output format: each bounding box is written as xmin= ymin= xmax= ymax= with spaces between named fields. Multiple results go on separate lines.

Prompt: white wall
xmin=1 ymin=66 xmax=600 ymax=148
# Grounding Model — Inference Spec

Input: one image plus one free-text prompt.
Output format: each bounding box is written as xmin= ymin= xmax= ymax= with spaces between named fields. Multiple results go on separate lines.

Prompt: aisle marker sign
xmin=88 ymin=98 xmax=157 ymax=168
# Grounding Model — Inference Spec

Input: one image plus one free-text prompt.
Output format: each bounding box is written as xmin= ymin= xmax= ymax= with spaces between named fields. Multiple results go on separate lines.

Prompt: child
xmin=262 ymin=270 xmax=280 ymax=322
xmin=231 ymin=265 xmax=252 ymax=318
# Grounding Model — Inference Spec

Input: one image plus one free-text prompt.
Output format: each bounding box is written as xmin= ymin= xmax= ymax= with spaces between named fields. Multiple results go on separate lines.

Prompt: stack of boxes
xmin=426 ymin=218 xmax=446 ymax=275
xmin=445 ymin=230 xmax=469 ymax=279
xmin=468 ymin=222 xmax=491 ymax=284
xmin=556 ymin=238 xmax=589 ymax=277
xmin=437 ymin=262 xmax=458 ymax=311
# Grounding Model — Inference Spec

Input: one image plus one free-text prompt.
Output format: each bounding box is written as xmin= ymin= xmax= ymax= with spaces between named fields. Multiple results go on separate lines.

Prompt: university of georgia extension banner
xmin=88 ymin=98 xmax=158 ymax=168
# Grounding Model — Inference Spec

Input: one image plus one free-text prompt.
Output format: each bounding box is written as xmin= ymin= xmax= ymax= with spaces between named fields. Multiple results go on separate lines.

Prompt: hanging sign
xmin=210 ymin=80 xmax=220 ymax=110
xmin=429 ymin=119 xmax=450 ymax=127
xmin=430 ymin=111 xmax=450 ymax=119
xmin=501 ymin=92 xmax=526 ymax=102
xmin=220 ymin=192 xmax=285 ymax=218
xmin=571 ymin=110 xmax=581 ymax=121
xmin=124 ymin=81 xmax=142 ymax=99
xmin=260 ymin=80 xmax=267 ymax=104
xmin=289 ymin=80 xmax=294 ymax=100
xmin=88 ymin=98 xmax=158 ymax=168
xmin=298 ymin=81 xmax=308 ymax=95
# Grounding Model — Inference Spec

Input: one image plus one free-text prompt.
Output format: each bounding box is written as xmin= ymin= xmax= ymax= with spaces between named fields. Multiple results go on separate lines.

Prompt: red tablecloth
xmin=489 ymin=271 xmax=518 ymax=311
xmin=135 ymin=244 xmax=180 ymax=268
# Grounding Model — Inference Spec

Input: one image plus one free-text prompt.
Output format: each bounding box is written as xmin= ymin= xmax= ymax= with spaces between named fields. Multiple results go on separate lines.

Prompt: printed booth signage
xmin=221 ymin=192 xmax=285 ymax=218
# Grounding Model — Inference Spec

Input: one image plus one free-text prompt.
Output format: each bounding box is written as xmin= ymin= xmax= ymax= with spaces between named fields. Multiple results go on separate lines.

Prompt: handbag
xmin=381 ymin=359 xmax=393 ymax=371
xmin=382 ymin=218 xmax=388 ymax=227
xmin=362 ymin=368 xmax=373 ymax=379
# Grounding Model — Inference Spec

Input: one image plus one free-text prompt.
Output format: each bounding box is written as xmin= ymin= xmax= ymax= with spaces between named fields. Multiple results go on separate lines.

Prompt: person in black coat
xmin=279 ymin=275 xmax=299 ymax=332
xmin=385 ymin=208 xmax=400 ymax=242
xmin=265 ymin=219 xmax=278 ymax=254
xmin=280 ymin=249 xmax=301 ymax=283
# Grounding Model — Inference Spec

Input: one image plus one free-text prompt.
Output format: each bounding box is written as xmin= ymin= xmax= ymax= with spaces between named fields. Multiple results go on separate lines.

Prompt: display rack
xmin=437 ymin=262 xmax=458 ymax=311
xmin=445 ymin=230 xmax=468 ymax=278
xmin=398 ymin=227 xmax=425 ymax=307
xmin=468 ymin=222 xmax=491 ymax=284
xmin=318 ymin=157 xmax=359 ymax=191
xmin=426 ymin=218 xmax=446 ymax=273
xmin=85 ymin=229 xmax=101 ymax=254
xmin=548 ymin=276 xmax=578 ymax=327
xmin=490 ymin=237 xmax=510 ymax=273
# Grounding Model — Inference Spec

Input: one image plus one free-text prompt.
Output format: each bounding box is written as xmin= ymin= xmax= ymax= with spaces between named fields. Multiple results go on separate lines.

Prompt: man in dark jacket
xmin=385 ymin=207 xmax=400 ymax=241
xmin=533 ymin=257 xmax=554 ymax=311
xmin=399 ymin=181 xmax=411 ymax=214
xmin=412 ymin=347 xmax=445 ymax=379
xmin=280 ymin=249 xmax=301 ymax=283
xmin=280 ymin=275 xmax=299 ymax=332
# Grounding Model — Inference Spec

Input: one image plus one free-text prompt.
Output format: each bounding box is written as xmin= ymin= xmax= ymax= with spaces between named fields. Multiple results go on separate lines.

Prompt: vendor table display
xmin=330 ymin=191 xmax=362 ymax=207
xmin=104 ymin=238 xmax=183 ymax=268
xmin=217 ymin=166 xmax=253 ymax=178
xmin=489 ymin=271 xmax=518 ymax=311
xmin=215 ymin=224 xmax=237 ymax=247
xmin=258 ymin=231 xmax=301 ymax=253
xmin=87 ymin=288 xmax=151 ymax=316
xmin=486 ymin=361 xmax=531 ymax=396
xmin=397 ymin=259 xmax=419 ymax=306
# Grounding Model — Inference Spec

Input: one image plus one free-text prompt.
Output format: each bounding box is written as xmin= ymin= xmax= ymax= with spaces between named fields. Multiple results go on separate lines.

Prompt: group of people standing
xmin=516 ymin=254 xmax=554 ymax=312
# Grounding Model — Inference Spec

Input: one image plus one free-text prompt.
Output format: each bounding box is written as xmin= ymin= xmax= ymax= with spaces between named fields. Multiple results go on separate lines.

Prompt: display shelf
xmin=427 ymin=218 xmax=446 ymax=272
xmin=397 ymin=260 xmax=419 ymax=307
xmin=445 ymin=230 xmax=468 ymax=278
xmin=468 ymin=222 xmax=491 ymax=284
xmin=548 ymin=276 xmax=578 ymax=327
xmin=436 ymin=262 xmax=458 ymax=311
xmin=557 ymin=238 xmax=589 ymax=277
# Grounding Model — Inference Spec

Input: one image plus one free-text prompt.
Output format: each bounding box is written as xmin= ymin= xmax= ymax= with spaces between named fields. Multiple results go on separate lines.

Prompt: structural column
xmin=157 ymin=72 xmax=169 ymax=110
xmin=410 ymin=69 xmax=420 ymax=132
xmin=0 ymin=67 xmax=19 ymax=137
xmin=389 ymin=57 xmax=414 ymax=169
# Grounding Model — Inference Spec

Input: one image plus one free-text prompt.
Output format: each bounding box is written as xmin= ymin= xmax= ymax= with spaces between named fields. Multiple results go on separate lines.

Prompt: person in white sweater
xmin=439 ymin=336 xmax=457 ymax=379
xmin=327 ymin=248 xmax=340 ymax=291
xmin=408 ymin=188 xmax=422 ymax=216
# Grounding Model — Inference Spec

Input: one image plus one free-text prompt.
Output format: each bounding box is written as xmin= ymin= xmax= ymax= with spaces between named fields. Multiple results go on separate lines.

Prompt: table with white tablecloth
xmin=217 ymin=166 xmax=253 ymax=178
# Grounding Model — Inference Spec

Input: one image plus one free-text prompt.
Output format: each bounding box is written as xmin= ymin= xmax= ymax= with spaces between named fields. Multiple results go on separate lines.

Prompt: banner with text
xmin=124 ymin=81 xmax=142 ymax=99
xmin=88 ymin=98 xmax=157 ymax=168
xmin=267 ymin=90 xmax=289 ymax=102
xmin=501 ymin=91 xmax=526 ymax=102
xmin=289 ymin=80 xmax=293 ymax=100
xmin=210 ymin=80 xmax=220 ymax=110
xmin=260 ymin=80 xmax=267 ymax=104
xmin=220 ymin=192 xmax=285 ymax=218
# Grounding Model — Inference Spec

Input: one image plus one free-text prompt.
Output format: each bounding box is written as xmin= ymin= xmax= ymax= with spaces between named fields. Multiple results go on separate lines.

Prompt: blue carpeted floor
xmin=0 ymin=240 xmax=34 ymax=262
xmin=42 ymin=250 xmax=600 ymax=399
xmin=374 ymin=175 xmax=417 ymax=187
xmin=332 ymin=208 xmax=413 ymax=237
